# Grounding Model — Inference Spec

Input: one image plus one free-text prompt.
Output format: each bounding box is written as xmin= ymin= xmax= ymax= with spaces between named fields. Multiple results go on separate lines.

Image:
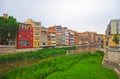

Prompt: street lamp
xmin=8 ymin=32 xmax=10 ymax=45
xmin=118 ymin=38 xmax=120 ymax=49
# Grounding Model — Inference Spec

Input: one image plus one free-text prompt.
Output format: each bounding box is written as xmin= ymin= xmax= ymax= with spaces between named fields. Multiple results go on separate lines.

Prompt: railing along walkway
xmin=0 ymin=45 xmax=16 ymax=55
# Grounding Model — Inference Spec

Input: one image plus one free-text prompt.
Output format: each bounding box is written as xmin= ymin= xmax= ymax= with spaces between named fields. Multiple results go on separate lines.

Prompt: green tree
xmin=113 ymin=34 xmax=119 ymax=45
xmin=0 ymin=15 xmax=19 ymax=45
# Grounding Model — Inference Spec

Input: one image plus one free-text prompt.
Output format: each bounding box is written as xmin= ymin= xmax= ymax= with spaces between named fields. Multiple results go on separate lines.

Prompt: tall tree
xmin=113 ymin=34 xmax=119 ymax=46
xmin=0 ymin=15 xmax=19 ymax=45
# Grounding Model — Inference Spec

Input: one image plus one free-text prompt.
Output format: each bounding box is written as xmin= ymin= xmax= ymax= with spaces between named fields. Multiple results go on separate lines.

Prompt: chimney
xmin=3 ymin=13 xmax=8 ymax=18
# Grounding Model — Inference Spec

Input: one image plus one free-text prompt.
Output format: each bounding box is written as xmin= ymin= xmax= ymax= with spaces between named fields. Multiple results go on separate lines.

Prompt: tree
xmin=113 ymin=34 xmax=119 ymax=46
xmin=0 ymin=15 xmax=19 ymax=45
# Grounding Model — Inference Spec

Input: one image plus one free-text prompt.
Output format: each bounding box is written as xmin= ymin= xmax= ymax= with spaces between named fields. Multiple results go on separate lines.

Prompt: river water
xmin=66 ymin=45 xmax=101 ymax=55
xmin=0 ymin=45 xmax=101 ymax=73
xmin=0 ymin=59 xmax=39 ymax=73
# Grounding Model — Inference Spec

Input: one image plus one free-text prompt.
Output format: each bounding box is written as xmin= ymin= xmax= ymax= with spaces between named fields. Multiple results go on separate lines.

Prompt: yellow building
xmin=105 ymin=19 xmax=120 ymax=48
xmin=25 ymin=19 xmax=41 ymax=48
xmin=104 ymin=36 xmax=108 ymax=49
xmin=108 ymin=35 xmax=119 ymax=47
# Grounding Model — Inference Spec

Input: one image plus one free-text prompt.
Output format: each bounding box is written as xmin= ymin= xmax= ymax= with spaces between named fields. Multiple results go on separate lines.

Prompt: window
xmin=20 ymin=40 xmax=25 ymax=46
xmin=43 ymin=43 xmax=46 ymax=45
xmin=34 ymin=37 xmax=40 ymax=40
xmin=20 ymin=29 xmax=22 ymax=32
xmin=34 ymin=27 xmax=40 ymax=30
xmin=26 ymin=41 xmax=30 ymax=46
xmin=35 ymin=32 xmax=39 ymax=35
xmin=19 ymin=35 xmax=22 ymax=38
xmin=51 ymin=36 xmax=55 ymax=38
xmin=20 ymin=40 xmax=30 ymax=46
xmin=70 ymin=39 xmax=74 ymax=41
xmin=28 ymin=35 xmax=30 ymax=38
xmin=106 ymin=41 xmax=108 ymax=46
xmin=48 ymin=36 xmax=51 ymax=39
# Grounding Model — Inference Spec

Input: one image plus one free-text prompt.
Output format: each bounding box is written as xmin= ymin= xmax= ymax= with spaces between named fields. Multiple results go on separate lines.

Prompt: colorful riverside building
xmin=55 ymin=25 xmax=68 ymax=46
xmin=17 ymin=23 xmax=33 ymax=48
xmin=73 ymin=31 xmax=79 ymax=45
xmin=41 ymin=26 xmax=48 ymax=47
xmin=69 ymin=30 xmax=74 ymax=45
xmin=47 ymin=27 xmax=56 ymax=47
xmin=64 ymin=32 xmax=70 ymax=45
xmin=25 ymin=19 xmax=41 ymax=48
xmin=79 ymin=32 xmax=89 ymax=44
xmin=62 ymin=30 xmax=74 ymax=46
xmin=105 ymin=19 xmax=120 ymax=48
xmin=78 ymin=31 xmax=104 ymax=45
xmin=48 ymin=25 xmax=68 ymax=46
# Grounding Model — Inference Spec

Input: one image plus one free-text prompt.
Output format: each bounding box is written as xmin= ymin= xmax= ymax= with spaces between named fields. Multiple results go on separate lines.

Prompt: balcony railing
xmin=108 ymin=46 xmax=120 ymax=52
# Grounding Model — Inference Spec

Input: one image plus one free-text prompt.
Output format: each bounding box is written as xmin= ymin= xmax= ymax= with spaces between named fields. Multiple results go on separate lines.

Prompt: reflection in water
xmin=0 ymin=59 xmax=39 ymax=73
xmin=67 ymin=45 xmax=100 ymax=55
xmin=0 ymin=45 xmax=101 ymax=73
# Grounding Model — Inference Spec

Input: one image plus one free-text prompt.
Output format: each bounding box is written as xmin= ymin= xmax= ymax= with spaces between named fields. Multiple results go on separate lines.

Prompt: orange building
xmin=48 ymin=26 xmax=56 ymax=32
xmin=48 ymin=25 xmax=68 ymax=46
xmin=78 ymin=31 xmax=104 ymax=44
xmin=73 ymin=31 xmax=79 ymax=45
xmin=47 ymin=26 xmax=56 ymax=47
xmin=79 ymin=32 xmax=89 ymax=44
xmin=93 ymin=32 xmax=97 ymax=44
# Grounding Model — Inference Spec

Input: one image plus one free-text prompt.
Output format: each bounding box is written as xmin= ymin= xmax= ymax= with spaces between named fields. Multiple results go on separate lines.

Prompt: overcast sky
xmin=0 ymin=0 xmax=120 ymax=34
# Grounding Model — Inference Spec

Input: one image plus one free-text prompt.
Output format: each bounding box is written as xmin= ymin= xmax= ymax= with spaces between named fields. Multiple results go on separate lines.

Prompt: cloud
xmin=0 ymin=0 xmax=120 ymax=34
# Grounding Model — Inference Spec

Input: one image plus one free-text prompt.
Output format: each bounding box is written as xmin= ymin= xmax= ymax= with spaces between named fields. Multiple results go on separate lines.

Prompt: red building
xmin=17 ymin=23 xmax=33 ymax=48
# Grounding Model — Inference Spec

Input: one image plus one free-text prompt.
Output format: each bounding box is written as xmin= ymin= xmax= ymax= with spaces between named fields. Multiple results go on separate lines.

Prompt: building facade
xmin=54 ymin=25 xmax=63 ymax=46
xmin=56 ymin=26 xmax=68 ymax=46
xmin=64 ymin=32 xmax=69 ymax=45
xmin=79 ymin=32 xmax=89 ymax=44
xmin=105 ymin=19 xmax=120 ymax=48
xmin=69 ymin=30 xmax=74 ymax=45
xmin=25 ymin=19 xmax=41 ymax=48
xmin=63 ymin=30 xmax=74 ymax=46
xmin=73 ymin=31 xmax=79 ymax=45
xmin=41 ymin=26 xmax=48 ymax=47
xmin=17 ymin=23 xmax=33 ymax=48
xmin=47 ymin=27 xmax=56 ymax=47
xmin=48 ymin=25 xmax=68 ymax=46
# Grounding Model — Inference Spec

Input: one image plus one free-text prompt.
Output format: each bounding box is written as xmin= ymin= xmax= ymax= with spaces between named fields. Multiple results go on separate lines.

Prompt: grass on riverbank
xmin=0 ymin=50 xmax=118 ymax=79
xmin=0 ymin=46 xmax=76 ymax=63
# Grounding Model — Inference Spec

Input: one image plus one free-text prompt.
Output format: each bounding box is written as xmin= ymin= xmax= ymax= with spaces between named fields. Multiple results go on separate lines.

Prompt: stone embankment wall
xmin=103 ymin=59 xmax=120 ymax=79
xmin=0 ymin=45 xmax=42 ymax=55
xmin=0 ymin=47 xmax=16 ymax=55
xmin=102 ymin=49 xmax=120 ymax=79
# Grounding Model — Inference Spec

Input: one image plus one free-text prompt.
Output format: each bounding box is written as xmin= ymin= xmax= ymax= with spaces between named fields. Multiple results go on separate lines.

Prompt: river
xmin=67 ymin=45 xmax=101 ymax=55
xmin=0 ymin=45 xmax=102 ymax=73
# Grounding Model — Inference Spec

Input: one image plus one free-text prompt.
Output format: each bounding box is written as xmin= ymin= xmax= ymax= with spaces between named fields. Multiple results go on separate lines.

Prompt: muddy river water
xmin=0 ymin=45 xmax=101 ymax=73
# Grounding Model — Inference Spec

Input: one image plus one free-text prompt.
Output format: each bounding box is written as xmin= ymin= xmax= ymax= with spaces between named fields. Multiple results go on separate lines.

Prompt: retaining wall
xmin=0 ymin=47 xmax=15 ymax=55
xmin=103 ymin=59 xmax=120 ymax=79
xmin=103 ymin=49 xmax=120 ymax=79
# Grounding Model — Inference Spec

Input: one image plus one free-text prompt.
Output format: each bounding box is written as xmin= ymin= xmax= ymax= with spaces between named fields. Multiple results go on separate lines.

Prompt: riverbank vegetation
xmin=0 ymin=50 xmax=118 ymax=79
xmin=0 ymin=46 xmax=76 ymax=63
